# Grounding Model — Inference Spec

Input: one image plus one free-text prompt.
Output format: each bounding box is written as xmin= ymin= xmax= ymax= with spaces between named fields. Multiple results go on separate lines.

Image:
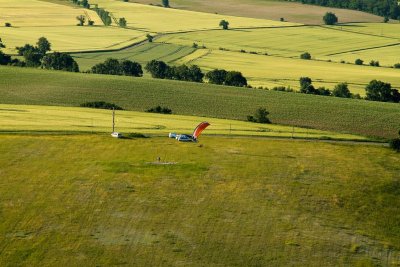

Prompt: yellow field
xmin=90 ymin=0 xmax=299 ymax=32
xmin=0 ymin=104 xmax=367 ymax=140
xmin=0 ymin=0 xmax=102 ymax=26
xmin=176 ymin=49 xmax=400 ymax=94
xmin=0 ymin=0 xmax=148 ymax=53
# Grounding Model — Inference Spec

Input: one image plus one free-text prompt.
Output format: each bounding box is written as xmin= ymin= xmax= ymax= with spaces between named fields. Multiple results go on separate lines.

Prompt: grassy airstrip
xmin=0 ymin=134 xmax=399 ymax=266
xmin=0 ymin=104 xmax=367 ymax=141
xmin=1 ymin=66 xmax=400 ymax=139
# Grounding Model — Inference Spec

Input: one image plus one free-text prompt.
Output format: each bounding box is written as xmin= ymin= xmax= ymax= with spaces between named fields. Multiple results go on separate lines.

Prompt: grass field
xmin=129 ymin=0 xmax=383 ymax=24
xmin=0 ymin=0 xmax=149 ymax=54
xmin=89 ymin=0 xmax=299 ymax=32
xmin=175 ymin=49 xmax=400 ymax=94
xmin=0 ymin=135 xmax=399 ymax=266
xmin=329 ymin=23 xmax=400 ymax=40
xmin=73 ymin=43 xmax=195 ymax=71
xmin=0 ymin=104 xmax=367 ymax=141
xmin=0 ymin=66 xmax=399 ymax=139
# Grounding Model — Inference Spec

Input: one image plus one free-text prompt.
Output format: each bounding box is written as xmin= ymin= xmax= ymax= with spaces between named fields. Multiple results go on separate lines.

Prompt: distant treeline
xmin=291 ymin=0 xmax=400 ymax=19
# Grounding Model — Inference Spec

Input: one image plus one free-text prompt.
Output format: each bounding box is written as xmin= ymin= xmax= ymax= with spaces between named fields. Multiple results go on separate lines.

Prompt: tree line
xmin=292 ymin=0 xmax=400 ymax=20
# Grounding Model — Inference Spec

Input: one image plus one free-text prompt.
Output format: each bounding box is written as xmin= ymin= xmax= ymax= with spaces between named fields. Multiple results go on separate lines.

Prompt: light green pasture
xmin=0 ymin=104 xmax=368 ymax=140
xmin=73 ymin=43 xmax=195 ymax=71
xmin=157 ymin=26 xmax=396 ymax=58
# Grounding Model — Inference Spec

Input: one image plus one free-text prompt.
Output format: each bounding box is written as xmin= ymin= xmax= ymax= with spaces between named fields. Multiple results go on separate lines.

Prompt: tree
xmin=248 ymin=108 xmax=271 ymax=124
xmin=316 ymin=87 xmax=332 ymax=96
xmin=225 ymin=71 xmax=247 ymax=87
xmin=42 ymin=52 xmax=79 ymax=72
xmin=121 ymin=60 xmax=143 ymax=77
xmin=76 ymin=15 xmax=86 ymax=26
xmin=323 ymin=12 xmax=338 ymax=25
xmin=91 ymin=58 xmax=122 ymax=75
xmin=0 ymin=51 xmax=11 ymax=65
xmin=146 ymin=34 xmax=154 ymax=42
xmin=206 ymin=69 xmax=228 ymax=85
xmin=300 ymin=52 xmax=311 ymax=60
xmin=81 ymin=0 xmax=89 ymax=8
xmin=37 ymin=37 xmax=51 ymax=55
xmin=219 ymin=20 xmax=229 ymax=30
xmin=332 ymin=82 xmax=351 ymax=98
xmin=299 ymin=77 xmax=316 ymax=94
xmin=355 ymin=58 xmax=363 ymax=65
xmin=162 ymin=0 xmax=170 ymax=7
xmin=369 ymin=60 xmax=380 ymax=67
xmin=365 ymin=80 xmax=394 ymax=102
xmin=119 ymin=18 xmax=127 ymax=27
xmin=145 ymin=60 xmax=169 ymax=78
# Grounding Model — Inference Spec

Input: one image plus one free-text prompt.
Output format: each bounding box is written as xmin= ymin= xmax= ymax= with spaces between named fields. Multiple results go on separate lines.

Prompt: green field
xmin=157 ymin=26 xmax=396 ymax=58
xmin=0 ymin=104 xmax=368 ymax=141
xmin=129 ymin=0 xmax=383 ymax=24
xmin=90 ymin=0 xmax=299 ymax=32
xmin=73 ymin=43 xmax=195 ymax=71
xmin=175 ymin=49 xmax=400 ymax=94
xmin=0 ymin=0 xmax=149 ymax=54
xmin=0 ymin=135 xmax=399 ymax=266
xmin=0 ymin=66 xmax=399 ymax=138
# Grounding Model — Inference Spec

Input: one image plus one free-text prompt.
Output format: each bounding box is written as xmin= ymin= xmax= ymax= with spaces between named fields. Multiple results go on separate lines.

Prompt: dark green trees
xmin=145 ymin=60 xmax=169 ymax=79
xmin=323 ymin=12 xmax=338 ymax=25
xmin=219 ymin=20 xmax=229 ymax=30
xmin=16 ymin=37 xmax=51 ymax=67
xmin=162 ymin=0 xmax=170 ymax=8
xmin=365 ymin=80 xmax=400 ymax=103
xmin=300 ymin=52 xmax=311 ymax=60
xmin=205 ymin=69 xmax=247 ymax=87
xmin=119 ymin=18 xmax=127 ymax=27
xmin=42 ymin=52 xmax=79 ymax=72
xmin=76 ymin=15 xmax=86 ymax=26
xmin=247 ymin=108 xmax=271 ymax=124
xmin=92 ymin=58 xmax=143 ymax=77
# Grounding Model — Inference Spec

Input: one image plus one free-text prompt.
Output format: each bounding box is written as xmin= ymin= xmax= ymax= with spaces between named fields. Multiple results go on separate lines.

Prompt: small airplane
xmin=169 ymin=122 xmax=210 ymax=142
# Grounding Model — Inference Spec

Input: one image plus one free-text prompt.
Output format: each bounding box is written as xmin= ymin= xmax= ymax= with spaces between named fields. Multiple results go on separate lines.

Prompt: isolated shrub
xmin=80 ymin=101 xmax=123 ymax=110
xmin=42 ymin=52 xmax=79 ymax=72
xmin=5 ymin=22 xmax=11 ymax=27
xmin=76 ymin=15 xmax=86 ymax=26
xmin=280 ymin=18 xmax=285 ymax=22
xmin=88 ymin=20 xmax=94 ymax=26
xmin=390 ymin=138 xmax=400 ymax=152
xmin=394 ymin=63 xmax=400 ymax=69
xmin=146 ymin=34 xmax=154 ymax=42
xmin=146 ymin=105 xmax=172 ymax=114
xmin=119 ymin=18 xmax=127 ymax=27
xmin=219 ymin=20 xmax=229 ymax=30
xmin=162 ymin=0 xmax=170 ymax=7
xmin=332 ymin=82 xmax=351 ymax=98
xmin=300 ymin=52 xmax=311 ymax=60
xmin=355 ymin=59 xmax=364 ymax=65
xmin=247 ymin=108 xmax=271 ymax=124
xmin=369 ymin=60 xmax=380 ymax=67
xmin=323 ymin=12 xmax=338 ymax=25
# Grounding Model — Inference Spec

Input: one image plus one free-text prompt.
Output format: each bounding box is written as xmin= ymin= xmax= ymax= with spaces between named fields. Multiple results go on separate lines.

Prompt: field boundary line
xmin=325 ymin=42 xmax=400 ymax=56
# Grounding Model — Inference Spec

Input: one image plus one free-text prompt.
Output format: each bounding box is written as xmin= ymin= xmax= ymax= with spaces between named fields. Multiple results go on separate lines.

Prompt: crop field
xmin=0 ymin=134 xmax=399 ymax=266
xmin=328 ymin=23 xmax=400 ymax=40
xmin=158 ymin=26 xmax=397 ymax=58
xmin=0 ymin=104 xmax=367 ymax=141
xmin=73 ymin=43 xmax=195 ymax=71
xmin=128 ymin=0 xmax=383 ymax=24
xmin=1 ymin=66 xmax=399 ymax=138
xmin=89 ymin=0 xmax=299 ymax=32
xmin=0 ymin=0 xmax=148 ymax=54
xmin=175 ymin=49 xmax=400 ymax=94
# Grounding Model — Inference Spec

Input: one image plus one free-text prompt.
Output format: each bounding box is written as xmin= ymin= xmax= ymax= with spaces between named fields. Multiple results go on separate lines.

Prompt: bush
xmin=332 ymin=82 xmax=351 ymax=98
xmin=219 ymin=20 xmax=229 ymax=30
xmin=393 ymin=63 xmax=400 ymax=69
xmin=225 ymin=71 xmax=247 ymax=87
xmin=80 ymin=101 xmax=123 ymax=110
xmin=247 ymin=108 xmax=271 ymax=124
xmin=323 ymin=12 xmax=338 ymax=25
xmin=369 ymin=60 xmax=380 ymax=67
xmin=389 ymin=138 xmax=400 ymax=152
xmin=5 ymin=22 xmax=11 ymax=27
xmin=355 ymin=59 xmax=364 ymax=65
xmin=300 ymin=52 xmax=311 ymax=60
xmin=146 ymin=106 xmax=172 ymax=114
